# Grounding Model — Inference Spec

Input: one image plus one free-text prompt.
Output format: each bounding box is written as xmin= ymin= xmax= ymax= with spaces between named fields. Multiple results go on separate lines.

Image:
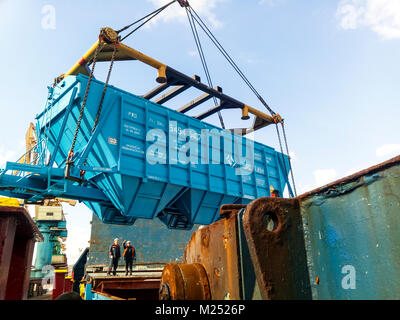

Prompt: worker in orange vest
xmin=122 ymin=240 xmax=136 ymax=276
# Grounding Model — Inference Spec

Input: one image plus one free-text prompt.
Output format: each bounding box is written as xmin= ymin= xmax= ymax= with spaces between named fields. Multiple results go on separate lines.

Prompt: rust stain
xmin=242 ymin=197 xmax=311 ymax=300
xmin=219 ymin=204 xmax=247 ymax=217
xmin=201 ymin=229 xmax=210 ymax=248
xmin=184 ymin=212 xmax=241 ymax=299
xmin=222 ymin=234 xmax=231 ymax=249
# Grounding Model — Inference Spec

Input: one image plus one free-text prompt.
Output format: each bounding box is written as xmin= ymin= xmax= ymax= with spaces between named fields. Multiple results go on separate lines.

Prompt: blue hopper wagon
xmin=0 ymin=28 xmax=292 ymax=229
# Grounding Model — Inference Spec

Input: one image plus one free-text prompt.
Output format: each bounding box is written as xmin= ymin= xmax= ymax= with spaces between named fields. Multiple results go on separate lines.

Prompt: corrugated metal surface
xmin=34 ymin=74 xmax=290 ymax=227
xmin=300 ymin=156 xmax=400 ymax=299
xmin=87 ymin=213 xmax=197 ymax=266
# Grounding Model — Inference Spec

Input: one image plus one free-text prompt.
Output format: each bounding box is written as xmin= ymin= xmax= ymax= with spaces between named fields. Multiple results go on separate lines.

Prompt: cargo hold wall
xmin=87 ymin=214 xmax=198 ymax=267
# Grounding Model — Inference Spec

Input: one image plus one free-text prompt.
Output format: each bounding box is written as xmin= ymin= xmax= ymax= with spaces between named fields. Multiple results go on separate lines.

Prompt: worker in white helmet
xmin=107 ymin=238 xmax=121 ymax=276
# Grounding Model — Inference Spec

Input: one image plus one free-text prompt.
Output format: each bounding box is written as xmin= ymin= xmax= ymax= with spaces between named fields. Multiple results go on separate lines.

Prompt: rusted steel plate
xmin=184 ymin=211 xmax=241 ymax=300
xmin=92 ymin=277 xmax=160 ymax=292
xmin=242 ymin=197 xmax=311 ymax=300
xmin=219 ymin=204 xmax=247 ymax=217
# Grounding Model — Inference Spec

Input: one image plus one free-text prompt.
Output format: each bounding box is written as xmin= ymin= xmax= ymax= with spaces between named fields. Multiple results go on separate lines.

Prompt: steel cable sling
xmin=185 ymin=3 xmax=297 ymax=196
xmin=117 ymin=0 xmax=177 ymax=41
xmin=184 ymin=6 xmax=225 ymax=129
xmin=118 ymin=1 xmax=226 ymax=129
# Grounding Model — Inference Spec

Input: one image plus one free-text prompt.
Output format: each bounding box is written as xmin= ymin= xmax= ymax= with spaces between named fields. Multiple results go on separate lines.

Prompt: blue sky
xmin=0 ymin=0 xmax=399 ymax=263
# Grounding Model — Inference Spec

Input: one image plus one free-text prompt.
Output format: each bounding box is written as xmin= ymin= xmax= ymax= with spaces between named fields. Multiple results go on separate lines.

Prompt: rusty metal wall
xmin=300 ymin=156 xmax=400 ymax=299
xmin=184 ymin=211 xmax=242 ymax=300
xmin=88 ymin=214 xmax=197 ymax=266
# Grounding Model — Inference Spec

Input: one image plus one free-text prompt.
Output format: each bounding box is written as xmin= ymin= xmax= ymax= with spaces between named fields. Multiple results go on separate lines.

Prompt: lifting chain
xmin=80 ymin=38 xmax=120 ymax=179
xmin=92 ymin=39 xmax=119 ymax=134
xmin=65 ymin=28 xmax=120 ymax=181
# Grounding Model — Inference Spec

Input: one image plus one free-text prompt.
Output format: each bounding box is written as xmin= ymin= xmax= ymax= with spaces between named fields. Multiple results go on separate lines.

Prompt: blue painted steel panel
xmin=33 ymin=74 xmax=290 ymax=227
xmin=91 ymin=292 xmax=113 ymax=300
xmin=84 ymin=283 xmax=93 ymax=300
xmin=300 ymin=158 xmax=400 ymax=299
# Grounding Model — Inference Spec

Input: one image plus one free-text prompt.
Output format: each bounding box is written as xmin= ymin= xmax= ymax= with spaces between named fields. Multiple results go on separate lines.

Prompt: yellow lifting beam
xmin=60 ymin=27 xmax=167 ymax=84
xmin=57 ymin=27 xmax=281 ymax=129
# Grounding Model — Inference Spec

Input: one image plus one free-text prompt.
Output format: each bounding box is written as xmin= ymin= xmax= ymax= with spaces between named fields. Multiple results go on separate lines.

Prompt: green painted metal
xmin=237 ymin=209 xmax=262 ymax=300
xmin=31 ymin=220 xmax=67 ymax=280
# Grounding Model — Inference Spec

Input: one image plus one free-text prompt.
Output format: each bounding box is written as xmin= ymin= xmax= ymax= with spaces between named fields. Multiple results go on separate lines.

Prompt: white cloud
xmin=314 ymin=168 xmax=337 ymax=187
xmin=146 ymin=0 xmax=229 ymax=28
xmin=376 ymin=143 xmax=400 ymax=157
xmin=337 ymin=0 xmax=400 ymax=39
